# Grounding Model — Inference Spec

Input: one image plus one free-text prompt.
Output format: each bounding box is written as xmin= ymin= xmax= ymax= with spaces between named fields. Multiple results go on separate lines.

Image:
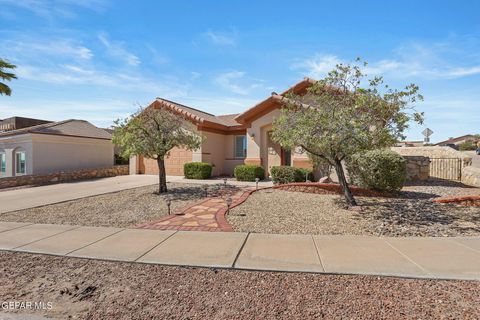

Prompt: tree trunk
xmin=157 ymin=157 xmax=168 ymax=194
xmin=333 ymin=158 xmax=357 ymax=207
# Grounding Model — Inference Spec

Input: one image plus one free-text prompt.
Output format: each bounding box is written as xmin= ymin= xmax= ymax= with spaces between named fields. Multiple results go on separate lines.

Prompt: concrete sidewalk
xmin=0 ymin=175 xmax=158 ymax=213
xmin=0 ymin=222 xmax=479 ymax=280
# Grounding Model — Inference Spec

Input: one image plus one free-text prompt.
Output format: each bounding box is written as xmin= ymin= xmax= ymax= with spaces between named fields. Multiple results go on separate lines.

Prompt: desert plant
xmin=347 ymin=149 xmax=406 ymax=192
xmin=112 ymin=106 xmax=203 ymax=193
xmin=184 ymin=162 xmax=213 ymax=179
xmin=271 ymin=59 xmax=423 ymax=206
xmin=234 ymin=165 xmax=265 ymax=181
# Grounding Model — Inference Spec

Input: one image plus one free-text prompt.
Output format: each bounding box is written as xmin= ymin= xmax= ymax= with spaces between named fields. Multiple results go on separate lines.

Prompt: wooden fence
xmin=429 ymin=158 xmax=463 ymax=181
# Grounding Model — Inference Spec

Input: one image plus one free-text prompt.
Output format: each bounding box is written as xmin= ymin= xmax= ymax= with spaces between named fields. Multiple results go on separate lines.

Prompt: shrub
xmin=347 ymin=149 xmax=406 ymax=192
xmin=296 ymin=168 xmax=315 ymax=182
xmin=270 ymin=166 xmax=314 ymax=184
xmin=234 ymin=165 xmax=265 ymax=181
xmin=183 ymin=162 xmax=212 ymax=179
xmin=458 ymin=141 xmax=478 ymax=151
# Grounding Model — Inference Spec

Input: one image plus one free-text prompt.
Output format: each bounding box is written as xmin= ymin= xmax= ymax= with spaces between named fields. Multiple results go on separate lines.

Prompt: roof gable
xmin=150 ymin=98 xmax=244 ymax=132
xmin=234 ymin=77 xmax=317 ymax=124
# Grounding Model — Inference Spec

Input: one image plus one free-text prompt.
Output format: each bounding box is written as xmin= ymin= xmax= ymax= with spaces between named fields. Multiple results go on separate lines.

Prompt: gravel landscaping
xmin=0 ymin=251 xmax=478 ymax=319
xmin=0 ymin=183 xmax=237 ymax=228
xmin=228 ymin=181 xmax=480 ymax=237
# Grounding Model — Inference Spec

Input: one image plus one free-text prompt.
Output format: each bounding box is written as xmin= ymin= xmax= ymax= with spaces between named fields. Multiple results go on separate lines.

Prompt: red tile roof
xmin=148 ymin=78 xmax=318 ymax=132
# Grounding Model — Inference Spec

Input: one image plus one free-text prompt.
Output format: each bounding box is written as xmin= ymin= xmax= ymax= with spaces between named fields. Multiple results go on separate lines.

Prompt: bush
xmin=347 ymin=149 xmax=406 ymax=192
xmin=458 ymin=141 xmax=478 ymax=151
xmin=183 ymin=162 xmax=212 ymax=179
xmin=270 ymin=166 xmax=314 ymax=184
xmin=234 ymin=165 xmax=265 ymax=181
xmin=296 ymin=168 xmax=315 ymax=182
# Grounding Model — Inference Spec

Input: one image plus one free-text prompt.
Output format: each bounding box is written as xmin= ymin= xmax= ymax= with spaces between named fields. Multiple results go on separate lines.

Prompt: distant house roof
xmin=435 ymin=134 xmax=477 ymax=146
xmin=0 ymin=119 xmax=112 ymax=140
xmin=0 ymin=116 xmax=52 ymax=132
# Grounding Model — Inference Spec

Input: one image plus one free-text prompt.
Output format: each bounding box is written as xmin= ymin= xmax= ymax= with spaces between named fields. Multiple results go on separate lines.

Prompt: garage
xmin=140 ymin=147 xmax=193 ymax=176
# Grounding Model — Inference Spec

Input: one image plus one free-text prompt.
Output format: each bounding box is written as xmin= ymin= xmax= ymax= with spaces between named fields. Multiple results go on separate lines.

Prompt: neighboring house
xmin=0 ymin=116 xmax=51 ymax=132
xmin=0 ymin=119 xmax=114 ymax=178
xmin=130 ymin=78 xmax=315 ymax=177
xmin=435 ymin=135 xmax=477 ymax=148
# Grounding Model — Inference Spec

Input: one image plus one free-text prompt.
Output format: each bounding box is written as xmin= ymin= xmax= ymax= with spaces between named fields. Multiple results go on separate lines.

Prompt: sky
xmin=0 ymin=0 xmax=479 ymax=143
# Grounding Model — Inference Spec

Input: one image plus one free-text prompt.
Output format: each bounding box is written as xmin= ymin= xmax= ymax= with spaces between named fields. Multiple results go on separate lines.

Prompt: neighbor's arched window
xmin=14 ymin=148 xmax=26 ymax=175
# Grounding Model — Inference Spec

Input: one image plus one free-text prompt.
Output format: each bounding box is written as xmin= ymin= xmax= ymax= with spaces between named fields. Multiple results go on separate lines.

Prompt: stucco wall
xmin=223 ymin=134 xmax=244 ymax=176
xmin=0 ymin=134 xmax=35 ymax=177
xmin=200 ymin=131 xmax=244 ymax=176
xmin=31 ymin=134 xmax=114 ymax=175
xmin=246 ymin=108 xmax=281 ymax=162
xmin=201 ymin=131 xmax=226 ymax=176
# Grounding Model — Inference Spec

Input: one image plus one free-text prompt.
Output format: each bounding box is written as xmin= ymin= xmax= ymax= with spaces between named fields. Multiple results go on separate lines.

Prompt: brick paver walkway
xmin=135 ymin=187 xmax=255 ymax=232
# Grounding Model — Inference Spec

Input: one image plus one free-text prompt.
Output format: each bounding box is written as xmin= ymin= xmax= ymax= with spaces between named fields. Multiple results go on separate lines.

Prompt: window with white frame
xmin=0 ymin=153 xmax=5 ymax=175
xmin=234 ymin=135 xmax=247 ymax=158
xmin=15 ymin=151 xmax=26 ymax=175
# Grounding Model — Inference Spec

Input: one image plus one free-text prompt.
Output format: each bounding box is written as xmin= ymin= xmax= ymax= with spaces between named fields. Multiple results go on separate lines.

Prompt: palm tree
xmin=0 ymin=59 xmax=17 ymax=96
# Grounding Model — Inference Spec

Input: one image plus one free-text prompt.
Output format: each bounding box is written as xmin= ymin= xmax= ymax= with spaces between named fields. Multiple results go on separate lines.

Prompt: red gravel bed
xmin=0 ymin=252 xmax=479 ymax=319
xmin=433 ymin=195 xmax=480 ymax=206
xmin=271 ymin=182 xmax=391 ymax=197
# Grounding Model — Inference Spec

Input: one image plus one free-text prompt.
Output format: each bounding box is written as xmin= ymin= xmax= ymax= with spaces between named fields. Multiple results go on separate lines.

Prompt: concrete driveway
xmin=0 ymin=175 xmax=158 ymax=214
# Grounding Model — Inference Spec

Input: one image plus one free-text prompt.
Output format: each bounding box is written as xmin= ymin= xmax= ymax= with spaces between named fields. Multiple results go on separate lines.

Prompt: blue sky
xmin=0 ymin=0 xmax=479 ymax=142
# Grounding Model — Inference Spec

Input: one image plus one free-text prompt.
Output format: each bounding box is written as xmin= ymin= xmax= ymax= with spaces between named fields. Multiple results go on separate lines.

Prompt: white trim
xmin=14 ymin=150 xmax=26 ymax=175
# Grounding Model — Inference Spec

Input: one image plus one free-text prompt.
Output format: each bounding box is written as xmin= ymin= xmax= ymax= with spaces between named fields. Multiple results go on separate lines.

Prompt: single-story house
xmin=435 ymin=135 xmax=478 ymax=148
xmin=130 ymin=78 xmax=316 ymax=177
xmin=0 ymin=119 xmax=114 ymax=178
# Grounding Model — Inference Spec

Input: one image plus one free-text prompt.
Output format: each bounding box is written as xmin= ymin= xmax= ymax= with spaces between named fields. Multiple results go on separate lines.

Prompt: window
xmin=0 ymin=153 xmax=5 ymax=175
xmin=234 ymin=135 xmax=247 ymax=158
xmin=15 ymin=151 xmax=26 ymax=175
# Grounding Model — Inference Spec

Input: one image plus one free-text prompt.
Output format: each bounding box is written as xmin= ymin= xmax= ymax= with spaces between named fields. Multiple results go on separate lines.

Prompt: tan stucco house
xmin=0 ymin=119 xmax=114 ymax=178
xmin=130 ymin=78 xmax=316 ymax=177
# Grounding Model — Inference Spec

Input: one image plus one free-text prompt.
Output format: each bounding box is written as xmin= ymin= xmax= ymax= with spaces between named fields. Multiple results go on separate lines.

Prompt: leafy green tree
xmin=0 ymin=59 xmax=17 ymax=96
xmin=271 ymin=60 xmax=423 ymax=207
xmin=113 ymin=106 xmax=203 ymax=193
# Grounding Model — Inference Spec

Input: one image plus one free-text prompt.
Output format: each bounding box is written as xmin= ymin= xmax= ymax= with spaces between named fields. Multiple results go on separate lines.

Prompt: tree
xmin=112 ymin=106 xmax=203 ymax=193
xmin=271 ymin=60 xmax=423 ymax=207
xmin=0 ymin=59 xmax=17 ymax=96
